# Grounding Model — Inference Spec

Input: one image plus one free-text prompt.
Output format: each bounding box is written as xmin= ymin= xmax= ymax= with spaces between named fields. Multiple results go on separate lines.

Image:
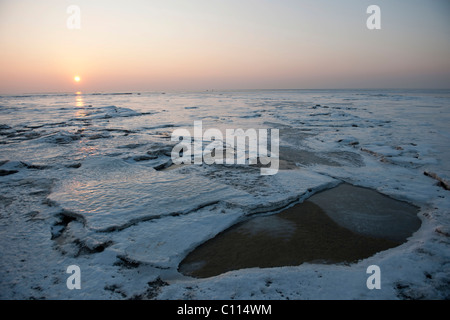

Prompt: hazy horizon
xmin=3 ymin=88 xmax=450 ymax=97
xmin=1 ymin=0 xmax=450 ymax=94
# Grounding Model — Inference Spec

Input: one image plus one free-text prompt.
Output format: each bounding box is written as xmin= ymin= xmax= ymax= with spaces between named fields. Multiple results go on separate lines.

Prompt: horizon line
xmin=2 ymin=87 xmax=450 ymax=96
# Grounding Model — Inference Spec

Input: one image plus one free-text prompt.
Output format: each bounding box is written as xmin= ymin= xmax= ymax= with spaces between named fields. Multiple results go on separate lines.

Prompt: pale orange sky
xmin=0 ymin=0 xmax=449 ymax=93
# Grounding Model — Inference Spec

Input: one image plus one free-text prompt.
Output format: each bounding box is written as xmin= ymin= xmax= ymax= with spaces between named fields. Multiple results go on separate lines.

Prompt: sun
xmin=74 ymin=76 xmax=81 ymax=83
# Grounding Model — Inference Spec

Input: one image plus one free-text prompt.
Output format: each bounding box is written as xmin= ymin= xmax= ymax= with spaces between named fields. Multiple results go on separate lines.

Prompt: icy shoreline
xmin=0 ymin=90 xmax=449 ymax=299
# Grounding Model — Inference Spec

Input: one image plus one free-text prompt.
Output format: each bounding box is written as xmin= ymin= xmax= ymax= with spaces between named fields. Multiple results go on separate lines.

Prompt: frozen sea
xmin=0 ymin=89 xmax=449 ymax=299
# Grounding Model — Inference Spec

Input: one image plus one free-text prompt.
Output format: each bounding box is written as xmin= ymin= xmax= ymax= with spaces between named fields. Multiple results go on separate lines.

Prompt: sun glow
xmin=74 ymin=76 xmax=81 ymax=83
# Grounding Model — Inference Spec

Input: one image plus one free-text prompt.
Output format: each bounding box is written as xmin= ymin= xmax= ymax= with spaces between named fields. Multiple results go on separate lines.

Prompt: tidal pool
xmin=179 ymin=184 xmax=421 ymax=278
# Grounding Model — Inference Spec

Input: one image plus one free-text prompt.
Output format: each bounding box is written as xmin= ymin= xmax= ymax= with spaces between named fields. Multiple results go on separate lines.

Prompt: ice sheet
xmin=1 ymin=89 xmax=449 ymax=300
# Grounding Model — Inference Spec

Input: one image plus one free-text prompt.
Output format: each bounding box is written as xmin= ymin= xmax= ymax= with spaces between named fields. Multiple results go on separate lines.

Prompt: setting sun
xmin=74 ymin=76 xmax=81 ymax=83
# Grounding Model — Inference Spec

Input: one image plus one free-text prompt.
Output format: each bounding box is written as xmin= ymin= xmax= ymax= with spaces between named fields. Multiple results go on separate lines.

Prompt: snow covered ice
xmin=0 ymin=90 xmax=449 ymax=300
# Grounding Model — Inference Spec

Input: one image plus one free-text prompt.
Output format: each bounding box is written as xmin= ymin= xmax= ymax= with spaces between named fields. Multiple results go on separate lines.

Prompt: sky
xmin=0 ymin=0 xmax=449 ymax=93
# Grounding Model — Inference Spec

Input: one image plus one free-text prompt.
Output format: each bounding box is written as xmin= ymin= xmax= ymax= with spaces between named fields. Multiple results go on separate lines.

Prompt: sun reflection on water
xmin=75 ymin=92 xmax=84 ymax=107
xmin=74 ymin=92 xmax=88 ymax=118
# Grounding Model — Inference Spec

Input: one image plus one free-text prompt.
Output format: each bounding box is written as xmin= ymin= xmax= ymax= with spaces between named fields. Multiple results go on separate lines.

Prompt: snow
xmin=0 ymin=90 xmax=449 ymax=300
